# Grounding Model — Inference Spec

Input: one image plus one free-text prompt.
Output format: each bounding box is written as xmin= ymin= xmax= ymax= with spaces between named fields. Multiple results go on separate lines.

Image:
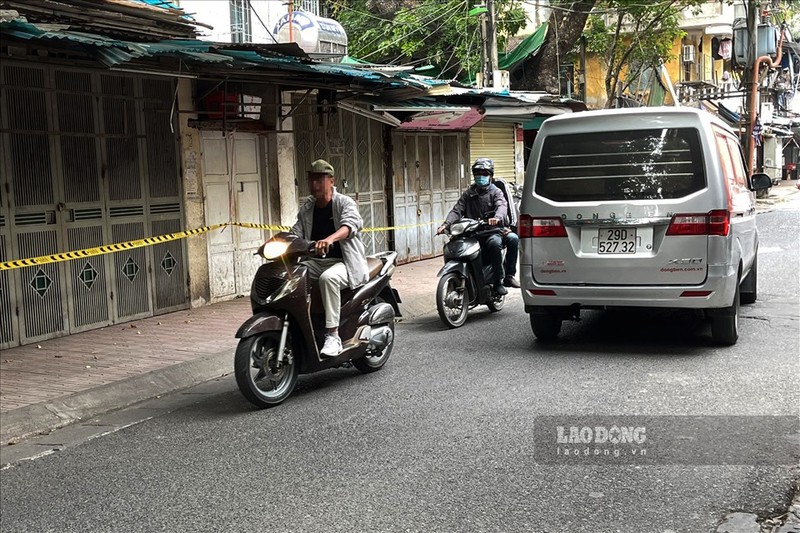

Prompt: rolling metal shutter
xmin=469 ymin=120 xmax=516 ymax=182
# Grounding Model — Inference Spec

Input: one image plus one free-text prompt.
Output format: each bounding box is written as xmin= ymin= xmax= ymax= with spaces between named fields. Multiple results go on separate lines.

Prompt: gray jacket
xmin=290 ymin=190 xmax=369 ymax=289
xmin=444 ymin=184 xmax=508 ymax=227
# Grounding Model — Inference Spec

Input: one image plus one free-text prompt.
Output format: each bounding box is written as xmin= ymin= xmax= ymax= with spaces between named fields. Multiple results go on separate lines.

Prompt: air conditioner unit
xmin=682 ymin=45 xmax=695 ymax=63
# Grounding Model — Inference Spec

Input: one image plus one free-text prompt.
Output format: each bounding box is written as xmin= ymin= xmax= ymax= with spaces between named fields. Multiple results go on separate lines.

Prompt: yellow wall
xmin=580 ymin=33 xmax=727 ymax=109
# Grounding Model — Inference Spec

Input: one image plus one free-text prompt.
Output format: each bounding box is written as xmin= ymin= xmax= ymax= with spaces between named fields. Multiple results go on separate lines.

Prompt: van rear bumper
xmin=520 ymin=264 xmax=738 ymax=310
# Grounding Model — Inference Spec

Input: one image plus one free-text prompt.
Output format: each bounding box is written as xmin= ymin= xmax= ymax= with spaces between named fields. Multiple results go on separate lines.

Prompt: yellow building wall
xmin=580 ymin=33 xmax=727 ymax=109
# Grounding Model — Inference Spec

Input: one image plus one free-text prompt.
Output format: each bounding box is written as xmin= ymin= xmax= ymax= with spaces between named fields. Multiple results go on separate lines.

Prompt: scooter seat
xmin=367 ymin=257 xmax=383 ymax=279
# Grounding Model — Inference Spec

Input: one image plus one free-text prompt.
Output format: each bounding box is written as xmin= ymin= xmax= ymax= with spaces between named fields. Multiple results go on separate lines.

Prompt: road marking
xmin=758 ymin=246 xmax=784 ymax=254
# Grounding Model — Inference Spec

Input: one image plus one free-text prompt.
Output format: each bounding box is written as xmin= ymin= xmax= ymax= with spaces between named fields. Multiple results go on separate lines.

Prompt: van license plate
xmin=598 ymin=228 xmax=637 ymax=254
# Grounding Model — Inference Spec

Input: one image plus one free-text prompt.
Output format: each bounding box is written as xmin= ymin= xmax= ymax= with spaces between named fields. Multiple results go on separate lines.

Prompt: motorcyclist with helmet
xmin=436 ymin=158 xmax=509 ymax=296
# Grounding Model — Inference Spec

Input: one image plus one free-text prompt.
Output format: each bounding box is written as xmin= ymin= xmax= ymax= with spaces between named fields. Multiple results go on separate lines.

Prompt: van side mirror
xmin=750 ymin=173 xmax=772 ymax=191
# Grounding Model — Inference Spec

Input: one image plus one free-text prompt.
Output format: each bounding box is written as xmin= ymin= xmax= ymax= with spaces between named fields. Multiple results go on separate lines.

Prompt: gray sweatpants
xmin=302 ymin=258 xmax=350 ymax=329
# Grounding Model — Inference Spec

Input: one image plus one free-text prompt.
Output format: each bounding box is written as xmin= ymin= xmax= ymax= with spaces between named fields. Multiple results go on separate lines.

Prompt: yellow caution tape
xmin=0 ymin=220 xmax=437 ymax=271
xmin=230 ymin=222 xmax=292 ymax=231
xmin=0 ymin=223 xmax=226 ymax=271
xmin=362 ymin=222 xmax=435 ymax=232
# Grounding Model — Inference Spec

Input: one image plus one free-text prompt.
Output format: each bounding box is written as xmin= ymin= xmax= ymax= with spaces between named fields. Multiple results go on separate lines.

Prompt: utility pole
xmin=486 ymin=0 xmax=499 ymax=75
xmin=479 ymin=5 xmax=489 ymax=87
xmin=744 ymin=0 xmax=759 ymax=173
xmin=477 ymin=0 xmax=498 ymax=88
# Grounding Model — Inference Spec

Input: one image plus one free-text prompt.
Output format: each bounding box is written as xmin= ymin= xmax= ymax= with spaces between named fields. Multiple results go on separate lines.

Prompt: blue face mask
xmin=474 ymin=175 xmax=490 ymax=187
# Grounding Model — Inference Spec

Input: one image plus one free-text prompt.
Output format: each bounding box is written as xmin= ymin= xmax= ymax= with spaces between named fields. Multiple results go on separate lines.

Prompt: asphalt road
xmin=1 ymin=208 xmax=798 ymax=533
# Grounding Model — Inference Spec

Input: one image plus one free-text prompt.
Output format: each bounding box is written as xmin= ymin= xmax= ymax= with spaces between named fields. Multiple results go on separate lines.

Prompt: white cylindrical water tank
xmin=273 ymin=10 xmax=348 ymax=60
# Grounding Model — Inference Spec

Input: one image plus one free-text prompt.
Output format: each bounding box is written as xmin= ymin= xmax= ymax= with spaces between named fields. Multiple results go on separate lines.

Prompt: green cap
xmin=309 ymin=159 xmax=335 ymax=176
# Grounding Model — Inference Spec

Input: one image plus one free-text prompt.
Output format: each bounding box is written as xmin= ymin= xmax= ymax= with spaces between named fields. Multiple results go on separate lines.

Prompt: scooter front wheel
xmin=234 ymin=333 xmax=298 ymax=408
xmin=437 ymin=272 xmax=469 ymax=328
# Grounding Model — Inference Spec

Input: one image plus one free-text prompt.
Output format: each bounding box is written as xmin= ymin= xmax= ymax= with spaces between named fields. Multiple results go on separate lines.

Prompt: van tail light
xmin=519 ymin=215 xmax=567 ymax=238
xmin=707 ymin=210 xmax=730 ymax=236
xmin=666 ymin=210 xmax=730 ymax=236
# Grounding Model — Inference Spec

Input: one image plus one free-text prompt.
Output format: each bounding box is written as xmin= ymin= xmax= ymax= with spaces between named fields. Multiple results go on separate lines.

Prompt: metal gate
xmin=469 ymin=120 xmax=518 ymax=183
xmin=293 ymin=99 xmax=389 ymax=255
xmin=202 ymin=131 xmax=270 ymax=301
xmin=0 ymin=62 xmax=186 ymax=347
xmin=392 ymin=132 xmax=469 ymax=263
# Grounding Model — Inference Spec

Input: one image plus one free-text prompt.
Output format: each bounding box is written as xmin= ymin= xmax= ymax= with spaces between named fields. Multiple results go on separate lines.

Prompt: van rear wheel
xmin=529 ymin=310 xmax=562 ymax=341
xmin=711 ymin=282 xmax=740 ymax=346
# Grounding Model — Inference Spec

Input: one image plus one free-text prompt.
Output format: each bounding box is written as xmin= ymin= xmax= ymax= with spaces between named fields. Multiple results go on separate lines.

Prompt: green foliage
xmin=326 ymin=0 xmax=526 ymax=79
xmin=581 ymin=0 xmax=701 ymax=102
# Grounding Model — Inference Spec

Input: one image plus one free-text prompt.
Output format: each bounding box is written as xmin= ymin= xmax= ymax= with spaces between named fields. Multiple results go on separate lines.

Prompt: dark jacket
xmin=443 ymin=184 xmax=508 ymax=227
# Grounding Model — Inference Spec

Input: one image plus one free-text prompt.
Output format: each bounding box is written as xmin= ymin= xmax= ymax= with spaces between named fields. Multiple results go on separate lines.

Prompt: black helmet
xmin=471 ymin=158 xmax=494 ymax=176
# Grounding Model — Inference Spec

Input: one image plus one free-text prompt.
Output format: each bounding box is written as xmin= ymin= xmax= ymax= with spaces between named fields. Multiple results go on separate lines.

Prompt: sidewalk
xmin=0 ymin=255 xmax=445 ymax=445
xmin=757 ymin=178 xmax=800 ymax=212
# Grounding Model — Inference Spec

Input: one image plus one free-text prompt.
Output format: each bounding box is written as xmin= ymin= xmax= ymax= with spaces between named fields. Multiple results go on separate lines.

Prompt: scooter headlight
xmin=449 ymin=222 xmax=467 ymax=236
xmin=262 ymin=240 xmax=290 ymax=260
xmin=265 ymin=276 xmax=301 ymax=303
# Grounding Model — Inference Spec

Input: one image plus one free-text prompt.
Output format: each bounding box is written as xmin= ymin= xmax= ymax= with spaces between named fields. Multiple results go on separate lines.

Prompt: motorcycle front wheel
xmin=437 ymin=272 xmax=469 ymax=328
xmin=234 ymin=332 xmax=298 ymax=408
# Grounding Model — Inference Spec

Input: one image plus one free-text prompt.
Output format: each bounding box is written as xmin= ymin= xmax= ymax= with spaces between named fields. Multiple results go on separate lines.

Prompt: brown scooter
xmin=234 ymin=232 xmax=402 ymax=408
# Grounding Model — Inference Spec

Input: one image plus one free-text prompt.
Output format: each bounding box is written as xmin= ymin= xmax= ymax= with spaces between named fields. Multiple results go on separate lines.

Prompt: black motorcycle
xmin=234 ymin=233 xmax=402 ymax=408
xmin=436 ymin=218 xmax=505 ymax=328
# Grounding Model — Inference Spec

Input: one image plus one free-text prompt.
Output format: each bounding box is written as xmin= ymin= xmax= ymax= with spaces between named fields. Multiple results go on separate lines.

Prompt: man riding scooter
xmin=436 ymin=158 xmax=509 ymax=295
xmin=290 ymin=159 xmax=369 ymax=356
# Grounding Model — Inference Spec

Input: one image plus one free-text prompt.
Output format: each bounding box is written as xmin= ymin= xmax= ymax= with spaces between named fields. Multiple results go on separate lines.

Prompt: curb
xmin=1 ymin=350 xmax=232 ymax=445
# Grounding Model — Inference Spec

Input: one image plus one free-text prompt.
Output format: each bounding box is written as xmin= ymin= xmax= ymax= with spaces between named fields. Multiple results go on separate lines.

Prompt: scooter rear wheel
xmin=487 ymin=292 xmax=505 ymax=312
xmin=353 ymin=319 xmax=394 ymax=373
xmin=234 ymin=333 xmax=298 ymax=408
xmin=437 ymin=272 xmax=469 ymax=328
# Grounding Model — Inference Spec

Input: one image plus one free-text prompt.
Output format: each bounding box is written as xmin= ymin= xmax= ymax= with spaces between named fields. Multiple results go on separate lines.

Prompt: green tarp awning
xmin=498 ymin=22 xmax=548 ymax=71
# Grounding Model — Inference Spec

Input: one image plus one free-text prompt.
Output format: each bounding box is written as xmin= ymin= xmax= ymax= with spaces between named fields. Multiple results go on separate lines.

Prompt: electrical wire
xmin=246 ymin=0 xmax=279 ymax=43
xmin=439 ymin=0 xmax=471 ymax=75
xmin=353 ymin=2 xmax=461 ymax=61
xmin=360 ymin=0 xmax=467 ymax=60
xmin=325 ymin=0 xmax=395 ymax=24
xmin=384 ymin=3 xmax=470 ymax=67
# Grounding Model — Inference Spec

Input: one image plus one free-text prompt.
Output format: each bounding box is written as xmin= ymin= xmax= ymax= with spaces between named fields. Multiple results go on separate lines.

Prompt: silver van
xmin=519 ymin=107 xmax=772 ymax=345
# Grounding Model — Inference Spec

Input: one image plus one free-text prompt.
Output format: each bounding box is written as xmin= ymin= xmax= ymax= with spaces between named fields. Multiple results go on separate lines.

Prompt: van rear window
xmin=535 ymin=128 xmax=706 ymax=201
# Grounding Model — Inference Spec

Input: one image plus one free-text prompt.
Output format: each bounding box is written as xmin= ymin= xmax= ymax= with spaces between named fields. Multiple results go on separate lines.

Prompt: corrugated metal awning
xmin=396 ymin=108 xmax=483 ymax=131
xmin=0 ymin=19 xmax=437 ymax=96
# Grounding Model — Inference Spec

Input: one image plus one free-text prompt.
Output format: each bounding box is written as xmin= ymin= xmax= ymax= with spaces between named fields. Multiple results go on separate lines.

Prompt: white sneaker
xmin=320 ymin=334 xmax=342 ymax=357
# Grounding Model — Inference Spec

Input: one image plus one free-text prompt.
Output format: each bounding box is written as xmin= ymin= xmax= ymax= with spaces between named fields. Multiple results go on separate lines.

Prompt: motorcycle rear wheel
xmin=353 ymin=319 xmax=394 ymax=373
xmin=437 ymin=272 xmax=469 ymax=328
xmin=487 ymin=292 xmax=505 ymax=312
xmin=234 ymin=333 xmax=298 ymax=408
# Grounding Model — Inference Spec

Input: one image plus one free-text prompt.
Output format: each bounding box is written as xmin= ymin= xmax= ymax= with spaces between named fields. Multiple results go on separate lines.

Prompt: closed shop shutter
xmin=469 ymin=120 xmax=516 ymax=182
